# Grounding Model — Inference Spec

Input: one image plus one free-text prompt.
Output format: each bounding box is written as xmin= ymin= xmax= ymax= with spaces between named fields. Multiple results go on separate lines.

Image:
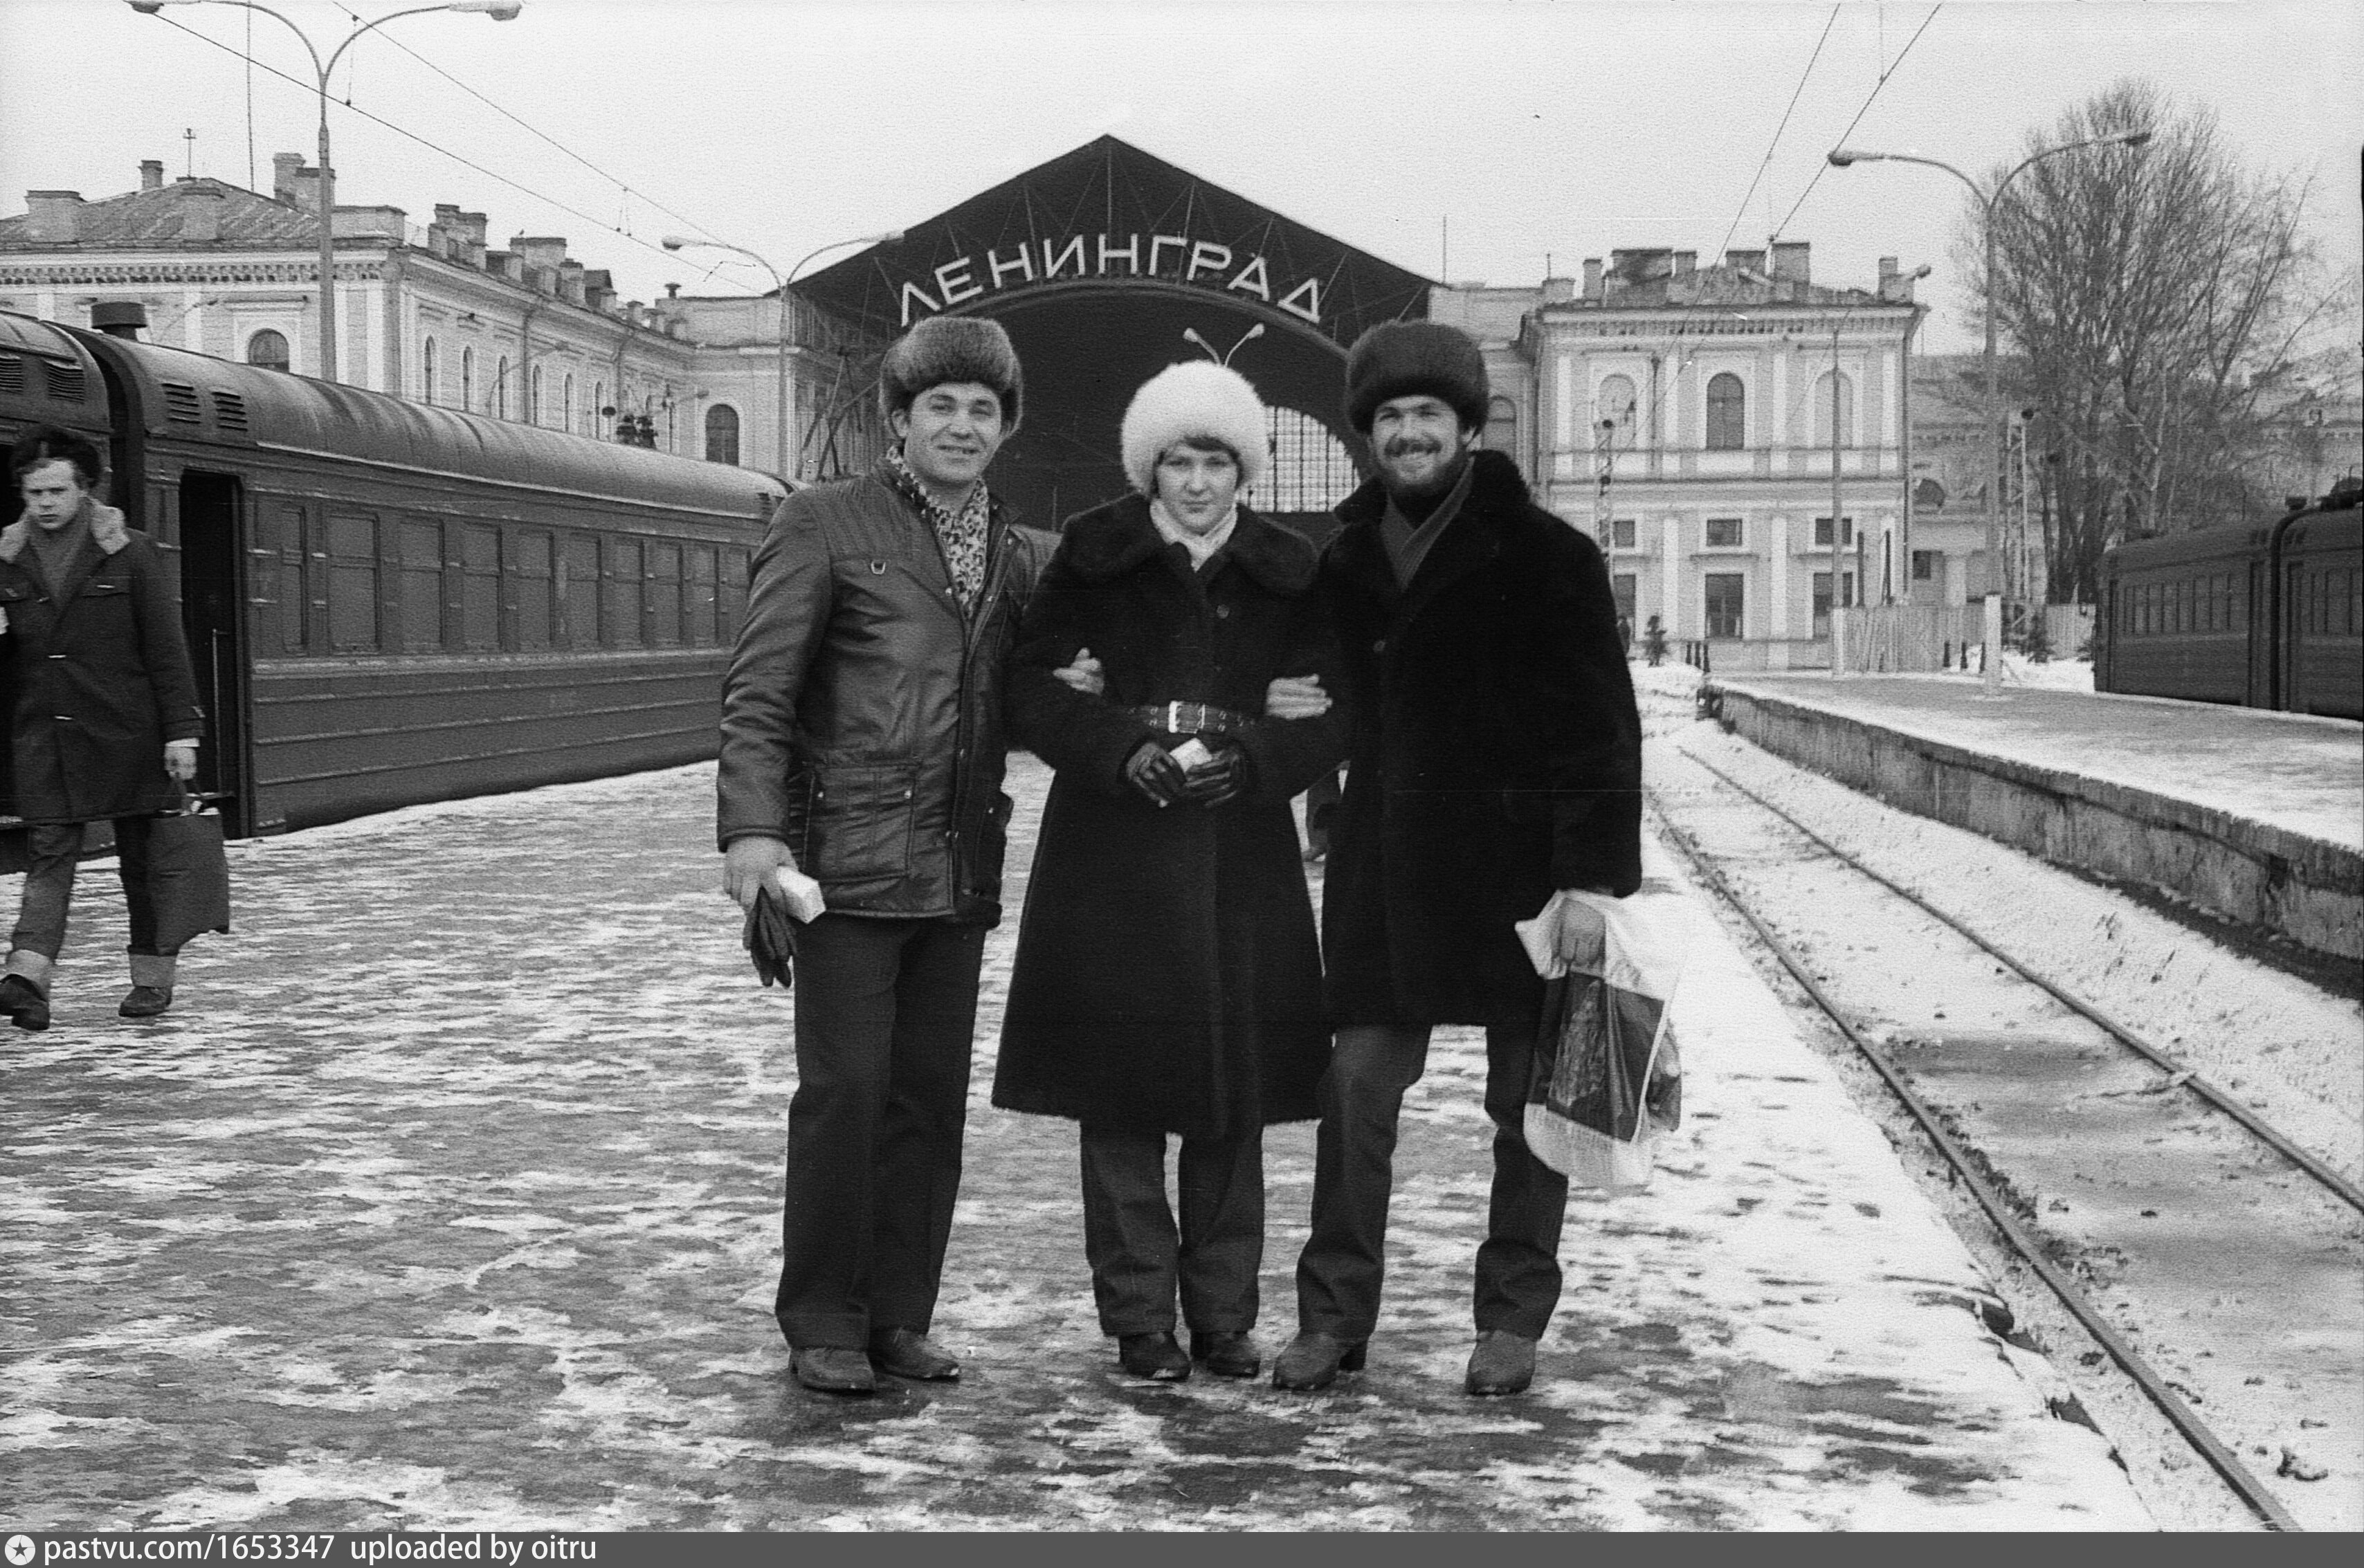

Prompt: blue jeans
xmin=11 ymin=817 xmax=166 ymax=961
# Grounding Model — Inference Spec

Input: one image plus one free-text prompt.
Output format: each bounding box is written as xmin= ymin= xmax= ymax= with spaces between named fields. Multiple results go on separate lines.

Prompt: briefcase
xmin=147 ymin=794 xmax=233 ymax=954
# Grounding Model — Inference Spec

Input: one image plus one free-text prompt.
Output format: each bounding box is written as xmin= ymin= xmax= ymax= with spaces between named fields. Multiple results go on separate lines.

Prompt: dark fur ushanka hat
xmin=1343 ymin=320 xmax=1490 ymax=435
xmin=879 ymin=315 xmax=1024 ymax=429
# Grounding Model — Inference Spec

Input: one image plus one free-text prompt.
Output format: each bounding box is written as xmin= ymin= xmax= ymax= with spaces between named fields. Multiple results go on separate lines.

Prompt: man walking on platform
xmin=718 ymin=316 xmax=1051 ymax=1396
xmin=1273 ymin=322 xmax=1643 ymax=1397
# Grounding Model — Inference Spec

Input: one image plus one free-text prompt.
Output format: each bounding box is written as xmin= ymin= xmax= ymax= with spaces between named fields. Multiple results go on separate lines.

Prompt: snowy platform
xmin=0 ymin=758 xmax=2147 ymax=1530
xmin=1706 ymin=674 xmax=2364 ymax=962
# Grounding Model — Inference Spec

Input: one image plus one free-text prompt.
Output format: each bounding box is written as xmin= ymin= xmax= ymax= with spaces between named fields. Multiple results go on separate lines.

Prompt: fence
xmin=1833 ymin=604 xmax=1988 ymax=674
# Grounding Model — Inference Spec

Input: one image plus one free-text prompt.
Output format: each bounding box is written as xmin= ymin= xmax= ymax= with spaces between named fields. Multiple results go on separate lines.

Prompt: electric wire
xmin=1769 ymin=2 xmax=1947 ymax=244
xmin=1646 ymin=792 xmax=2305 ymax=1533
xmin=1712 ymin=3 xmax=1842 ymax=271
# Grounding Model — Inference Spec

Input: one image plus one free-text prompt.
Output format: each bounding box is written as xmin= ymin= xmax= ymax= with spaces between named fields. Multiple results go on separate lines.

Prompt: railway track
xmin=1644 ymin=724 xmax=2363 ymax=1532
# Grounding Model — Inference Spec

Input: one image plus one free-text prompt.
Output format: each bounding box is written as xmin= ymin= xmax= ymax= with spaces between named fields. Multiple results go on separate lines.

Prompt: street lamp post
xmin=130 ymin=0 xmax=522 ymax=385
xmin=662 ymin=232 xmax=903 ymax=480
xmin=1828 ymin=129 xmax=2148 ymax=695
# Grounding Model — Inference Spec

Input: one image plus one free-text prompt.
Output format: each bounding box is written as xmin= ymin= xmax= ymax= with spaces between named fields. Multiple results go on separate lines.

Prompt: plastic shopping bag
xmin=1516 ymin=880 xmax=1689 ymax=1192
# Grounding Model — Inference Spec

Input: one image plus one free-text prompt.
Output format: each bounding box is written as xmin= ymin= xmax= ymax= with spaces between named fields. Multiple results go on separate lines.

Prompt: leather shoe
xmin=119 ymin=985 xmax=174 ymax=1019
xmin=869 ymin=1327 xmax=959 ymax=1381
xmin=1117 ymin=1331 xmax=1191 ymax=1381
xmin=790 ymin=1346 xmax=876 ymax=1395
xmin=0 ymin=974 xmax=49 ymax=1032
xmin=1190 ymin=1330 xmax=1260 ymax=1379
xmin=1464 ymin=1331 xmax=1537 ymax=1396
xmin=1270 ymin=1331 xmax=1366 ymax=1391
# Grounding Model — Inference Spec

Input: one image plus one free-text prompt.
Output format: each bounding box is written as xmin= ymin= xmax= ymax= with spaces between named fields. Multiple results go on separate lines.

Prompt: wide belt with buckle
xmin=1129 ymin=701 xmax=1248 ymax=736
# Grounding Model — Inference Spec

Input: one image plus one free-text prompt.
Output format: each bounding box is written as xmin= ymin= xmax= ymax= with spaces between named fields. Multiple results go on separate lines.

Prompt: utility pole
xmin=1829 ymin=325 xmax=1845 ymax=680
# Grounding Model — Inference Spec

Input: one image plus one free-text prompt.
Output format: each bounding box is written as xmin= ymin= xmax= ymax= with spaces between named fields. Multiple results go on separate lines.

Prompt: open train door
xmin=175 ymin=471 xmax=251 ymax=836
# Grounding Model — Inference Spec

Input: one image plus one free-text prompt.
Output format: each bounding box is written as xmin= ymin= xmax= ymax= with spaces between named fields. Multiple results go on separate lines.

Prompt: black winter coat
xmin=716 ymin=468 xmax=1053 ymax=925
xmin=1320 ymin=450 xmax=1642 ymax=1028
xmin=994 ymin=499 xmax=1347 ymax=1140
xmin=0 ymin=504 xmax=204 ymax=824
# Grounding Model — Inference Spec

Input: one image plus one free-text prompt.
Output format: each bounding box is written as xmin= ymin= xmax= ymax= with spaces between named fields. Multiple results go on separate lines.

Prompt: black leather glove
xmin=743 ymin=883 xmax=798 ymax=989
xmin=1180 ymin=739 xmax=1249 ymax=807
xmin=1122 ymin=739 xmax=1190 ymax=808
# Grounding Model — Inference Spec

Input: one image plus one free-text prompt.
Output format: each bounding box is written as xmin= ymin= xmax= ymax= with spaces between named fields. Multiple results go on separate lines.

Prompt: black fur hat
xmin=879 ymin=316 xmax=1024 ymax=429
xmin=1343 ymin=320 xmax=1489 ymax=434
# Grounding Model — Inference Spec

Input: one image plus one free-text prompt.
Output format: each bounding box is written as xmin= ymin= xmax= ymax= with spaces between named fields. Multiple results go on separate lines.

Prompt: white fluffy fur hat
xmin=1119 ymin=360 xmax=1269 ymax=497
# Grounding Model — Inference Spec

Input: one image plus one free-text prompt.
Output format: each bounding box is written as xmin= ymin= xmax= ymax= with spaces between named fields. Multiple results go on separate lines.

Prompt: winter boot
xmin=1 ymin=951 xmax=54 ymax=1032
xmin=120 ymin=953 xmax=177 ymax=1019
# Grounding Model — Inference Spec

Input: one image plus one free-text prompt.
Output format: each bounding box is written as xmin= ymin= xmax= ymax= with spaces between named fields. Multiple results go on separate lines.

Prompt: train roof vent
xmin=0 ymin=354 xmax=21 ymax=395
xmin=211 ymin=391 xmax=249 ymax=434
xmin=161 ymin=381 xmax=203 ymax=424
xmin=43 ymin=360 xmax=84 ymax=403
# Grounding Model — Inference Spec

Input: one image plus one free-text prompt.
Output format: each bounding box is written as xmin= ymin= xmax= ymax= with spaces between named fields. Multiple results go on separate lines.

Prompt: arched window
xmin=563 ymin=374 xmax=574 ymax=433
xmin=591 ymin=381 xmax=604 ymax=437
xmin=495 ymin=356 xmax=509 ymax=419
xmin=1482 ymin=396 xmax=1518 ymax=459
xmin=1811 ymin=370 xmax=1855 ymax=448
xmin=246 ymin=329 xmax=291 ymax=374
xmin=1245 ymin=408 xmax=1358 ymax=514
xmin=1594 ymin=374 xmax=1638 ymax=449
xmin=460 ymin=347 xmax=474 ymax=411
xmin=529 ymin=364 xmax=543 ymax=426
xmin=420 ymin=337 xmax=438 ymax=405
xmin=706 ymin=404 xmax=742 ymax=466
xmin=1705 ymin=372 xmax=1747 ymax=451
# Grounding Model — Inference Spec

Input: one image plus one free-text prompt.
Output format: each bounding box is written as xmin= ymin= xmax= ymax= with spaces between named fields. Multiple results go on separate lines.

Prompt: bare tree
xmin=1965 ymin=79 xmax=2357 ymax=601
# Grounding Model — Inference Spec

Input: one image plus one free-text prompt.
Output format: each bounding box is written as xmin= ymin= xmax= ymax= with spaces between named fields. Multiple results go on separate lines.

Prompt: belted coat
xmin=1319 ymin=450 xmax=1642 ymax=1028
xmin=0 ymin=502 xmax=204 ymax=824
xmin=994 ymin=498 xmax=1347 ymax=1140
xmin=716 ymin=466 xmax=1053 ymax=926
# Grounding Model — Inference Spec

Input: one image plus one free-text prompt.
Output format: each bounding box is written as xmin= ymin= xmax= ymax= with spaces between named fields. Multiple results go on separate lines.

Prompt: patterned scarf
xmin=884 ymin=447 xmax=990 ymax=615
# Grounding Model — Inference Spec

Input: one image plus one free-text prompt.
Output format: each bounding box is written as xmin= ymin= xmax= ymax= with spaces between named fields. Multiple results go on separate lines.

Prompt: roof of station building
xmin=0 ymin=179 xmax=318 ymax=248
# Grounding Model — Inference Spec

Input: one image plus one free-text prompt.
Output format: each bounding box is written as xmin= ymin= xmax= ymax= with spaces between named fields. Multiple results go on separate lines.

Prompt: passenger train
xmin=2095 ymin=480 xmax=2363 ymax=722
xmin=0 ymin=310 xmax=786 ymax=855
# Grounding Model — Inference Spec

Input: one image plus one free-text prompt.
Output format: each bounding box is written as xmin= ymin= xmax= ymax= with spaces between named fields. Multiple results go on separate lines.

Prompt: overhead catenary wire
xmin=1769 ymin=3 xmax=1947 ymax=244
xmin=1712 ymin=3 xmax=1843 ymax=272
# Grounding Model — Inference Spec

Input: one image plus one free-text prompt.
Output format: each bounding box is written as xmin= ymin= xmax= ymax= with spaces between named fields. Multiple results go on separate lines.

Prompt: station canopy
xmin=796 ymin=135 xmax=1435 ymax=531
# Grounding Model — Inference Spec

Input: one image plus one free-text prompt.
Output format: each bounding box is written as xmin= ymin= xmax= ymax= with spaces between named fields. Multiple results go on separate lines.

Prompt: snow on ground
xmin=0 ymin=752 xmax=2149 ymax=1531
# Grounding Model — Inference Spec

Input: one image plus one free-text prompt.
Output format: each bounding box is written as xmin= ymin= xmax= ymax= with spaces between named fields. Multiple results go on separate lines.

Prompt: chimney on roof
xmin=273 ymin=153 xmax=304 ymax=204
xmin=89 ymin=302 xmax=147 ymax=340
xmin=1540 ymin=274 xmax=1574 ymax=304
xmin=1581 ymin=257 xmax=1603 ymax=301
xmin=179 ymin=183 xmax=225 ymax=243
xmin=292 ymin=165 xmax=322 ymax=214
xmin=25 ymin=191 xmax=83 ymax=242
xmin=1770 ymin=240 xmax=1810 ymax=283
xmin=511 ymin=235 xmax=567 ymax=273
xmin=140 ymin=160 xmax=164 ymax=192
xmin=1725 ymin=248 xmax=1765 ymax=275
xmin=558 ymin=259 xmax=585 ymax=304
xmin=1673 ymin=250 xmax=1696 ymax=277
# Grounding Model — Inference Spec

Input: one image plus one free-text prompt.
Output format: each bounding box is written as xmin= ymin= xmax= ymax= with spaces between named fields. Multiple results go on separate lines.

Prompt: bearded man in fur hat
xmin=718 ymin=315 xmax=1055 ymax=1396
xmin=1271 ymin=321 xmax=1643 ymax=1398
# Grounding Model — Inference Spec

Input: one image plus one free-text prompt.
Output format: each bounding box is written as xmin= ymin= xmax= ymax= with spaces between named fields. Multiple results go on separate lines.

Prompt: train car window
xmin=327 ymin=513 xmax=381 ymax=653
xmin=720 ymin=548 xmax=749 ymax=641
xmin=560 ymin=536 xmax=598 ymax=649
xmin=687 ymin=547 xmax=718 ymax=647
xmin=648 ymin=542 xmax=683 ymax=648
xmin=511 ymin=531 xmax=554 ymax=652
xmin=603 ymin=538 xmax=644 ymax=648
xmin=461 ymin=525 xmax=500 ymax=652
xmin=396 ymin=520 xmax=444 ymax=653
xmin=265 ymin=503 xmax=307 ymax=655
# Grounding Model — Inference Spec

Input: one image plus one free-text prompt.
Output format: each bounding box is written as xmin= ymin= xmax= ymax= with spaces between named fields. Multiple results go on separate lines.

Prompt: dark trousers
xmin=1079 ymin=1123 xmax=1263 ymax=1338
xmin=773 ymin=913 xmax=985 ymax=1350
xmin=1294 ymin=1021 xmax=1567 ymax=1341
xmin=11 ymin=817 xmax=165 ymax=961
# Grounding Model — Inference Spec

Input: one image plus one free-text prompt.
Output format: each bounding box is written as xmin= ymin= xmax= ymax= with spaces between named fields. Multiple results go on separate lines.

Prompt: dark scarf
xmin=1379 ymin=453 xmax=1475 ymax=588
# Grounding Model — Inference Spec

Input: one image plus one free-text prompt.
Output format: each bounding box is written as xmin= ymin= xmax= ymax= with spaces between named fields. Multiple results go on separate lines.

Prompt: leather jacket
xmin=717 ymin=466 xmax=1051 ymax=924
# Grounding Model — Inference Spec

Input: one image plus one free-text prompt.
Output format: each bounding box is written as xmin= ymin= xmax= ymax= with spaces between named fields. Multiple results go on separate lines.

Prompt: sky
xmin=1 ymin=0 xmax=2358 ymax=357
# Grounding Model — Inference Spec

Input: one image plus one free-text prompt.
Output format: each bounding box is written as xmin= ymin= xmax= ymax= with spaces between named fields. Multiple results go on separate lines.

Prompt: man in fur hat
xmin=1272 ymin=321 xmax=1642 ymax=1397
xmin=718 ymin=314 xmax=1055 ymax=1395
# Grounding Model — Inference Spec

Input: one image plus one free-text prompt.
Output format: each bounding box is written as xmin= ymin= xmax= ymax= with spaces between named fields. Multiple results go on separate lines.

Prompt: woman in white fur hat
xmin=994 ymin=360 xmax=1347 ymax=1383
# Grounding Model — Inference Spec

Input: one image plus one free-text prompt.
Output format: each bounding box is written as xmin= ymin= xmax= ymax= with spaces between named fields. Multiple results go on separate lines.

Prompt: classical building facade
xmin=0 ymin=156 xmax=884 ymax=478
xmin=1434 ymin=244 xmax=1933 ymax=668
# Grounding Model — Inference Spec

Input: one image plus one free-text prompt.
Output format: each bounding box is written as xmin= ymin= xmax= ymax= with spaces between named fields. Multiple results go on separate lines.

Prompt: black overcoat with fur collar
xmin=1319 ymin=449 xmax=1642 ymax=1028
xmin=994 ymin=497 xmax=1346 ymax=1140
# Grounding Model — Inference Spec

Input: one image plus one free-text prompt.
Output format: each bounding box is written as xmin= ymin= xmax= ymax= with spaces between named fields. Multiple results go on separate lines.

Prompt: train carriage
xmin=2277 ymin=506 xmax=2363 ymax=720
xmin=2 ymin=310 xmax=786 ymax=846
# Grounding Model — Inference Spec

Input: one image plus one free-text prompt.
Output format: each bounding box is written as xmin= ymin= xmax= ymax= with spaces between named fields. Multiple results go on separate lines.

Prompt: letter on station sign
xmin=891 ymin=230 xmax=1326 ymax=329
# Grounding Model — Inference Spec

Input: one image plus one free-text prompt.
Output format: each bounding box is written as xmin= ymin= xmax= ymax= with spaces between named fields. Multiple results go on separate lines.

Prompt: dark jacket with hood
xmin=0 ymin=502 xmax=204 ymax=823
xmin=1318 ymin=448 xmax=1642 ymax=1028
xmin=993 ymin=497 xmax=1346 ymax=1140
xmin=716 ymin=466 xmax=1053 ymax=925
